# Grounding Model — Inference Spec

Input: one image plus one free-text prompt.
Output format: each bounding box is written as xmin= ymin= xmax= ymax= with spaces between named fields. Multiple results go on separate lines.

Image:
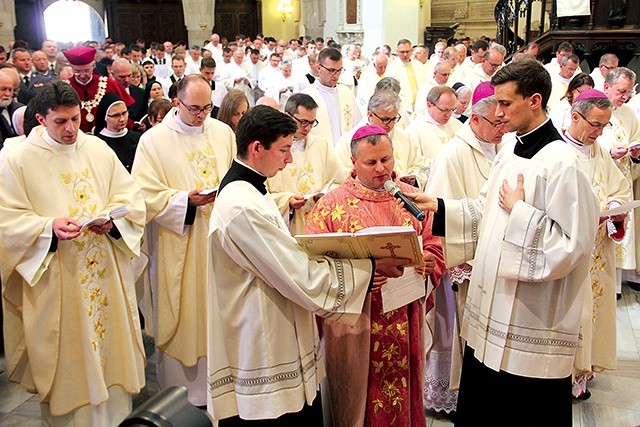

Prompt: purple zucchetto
xmin=351 ymin=124 xmax=388 ymax=142
xmin=574 ymin=89 xmax=608 ymax=103
xmin=472 ymin=81 xmax=495 ymax=105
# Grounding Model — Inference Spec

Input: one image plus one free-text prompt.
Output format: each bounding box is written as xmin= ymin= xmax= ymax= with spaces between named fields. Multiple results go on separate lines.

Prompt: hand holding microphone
xmin=384 ymin=180 xmax=426 ymax=221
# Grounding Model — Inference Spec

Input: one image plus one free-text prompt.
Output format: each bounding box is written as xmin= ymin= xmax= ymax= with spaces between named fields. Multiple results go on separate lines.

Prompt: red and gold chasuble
xmin=306 ymin=175 xmax=445 ymax=427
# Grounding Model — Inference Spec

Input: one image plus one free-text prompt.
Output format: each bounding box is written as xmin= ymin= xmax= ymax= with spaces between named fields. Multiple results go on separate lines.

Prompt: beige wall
xmin=262 ymin=0 xmax=300 ymax=40
xmin=431 ymin=0 xmax=497 ymax=40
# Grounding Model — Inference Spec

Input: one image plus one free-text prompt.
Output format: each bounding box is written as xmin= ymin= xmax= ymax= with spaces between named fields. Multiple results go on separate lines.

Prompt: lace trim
xmin=449 ymin=263 xmax=472 ymax=284
xmin=423 ymin=350 xmax=458 ymax=413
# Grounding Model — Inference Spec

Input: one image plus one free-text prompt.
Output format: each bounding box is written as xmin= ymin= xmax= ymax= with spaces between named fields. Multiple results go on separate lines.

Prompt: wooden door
xmin=214 ymin=0 xmax=261 ymax=42
xmin=106 ymin=0 xmax=187 ymax=45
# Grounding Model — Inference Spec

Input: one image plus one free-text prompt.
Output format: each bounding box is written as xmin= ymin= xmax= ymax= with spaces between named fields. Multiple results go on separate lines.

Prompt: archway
xmin=43 ymin=0 xmax=106 ymax=43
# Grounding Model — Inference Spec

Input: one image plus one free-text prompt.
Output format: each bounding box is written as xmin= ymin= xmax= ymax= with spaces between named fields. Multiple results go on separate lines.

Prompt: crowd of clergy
xmin=0 ymin=29 xmax=639 ymax=426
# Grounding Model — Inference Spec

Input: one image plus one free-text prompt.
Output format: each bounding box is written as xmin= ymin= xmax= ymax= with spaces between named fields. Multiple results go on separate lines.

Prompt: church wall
xmin=430 ymin=0 xmax=497 ymax=40
xmin=262 ymin=0 xmax=299 ymax=40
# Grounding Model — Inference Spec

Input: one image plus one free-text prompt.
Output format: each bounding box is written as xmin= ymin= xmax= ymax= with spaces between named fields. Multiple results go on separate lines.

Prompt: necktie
xmin=49 ymin=63 xmax=55 ymax=72
xmin=23 ymin=76 xmax=29 ymax=85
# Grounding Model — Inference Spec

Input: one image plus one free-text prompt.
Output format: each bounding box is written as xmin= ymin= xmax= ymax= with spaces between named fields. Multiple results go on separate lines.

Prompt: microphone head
xmin=383 ymin=180 xmax=398 ymax=194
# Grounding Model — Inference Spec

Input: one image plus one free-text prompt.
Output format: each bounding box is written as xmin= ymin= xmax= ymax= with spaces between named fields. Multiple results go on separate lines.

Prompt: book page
xmin=381 ymin=267 xmax=426 ymax=313
xmin=601 ymin=200 xmax=640 ymax=216
xmin=304 ymin=178 xmax=335 ymax=200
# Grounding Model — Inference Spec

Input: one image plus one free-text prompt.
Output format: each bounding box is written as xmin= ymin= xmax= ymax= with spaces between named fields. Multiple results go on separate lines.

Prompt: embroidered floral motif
xmin=62 ymin=168 xmax=109 ymax=363
xmin=186 ymin=146 xmax=220 ymax=219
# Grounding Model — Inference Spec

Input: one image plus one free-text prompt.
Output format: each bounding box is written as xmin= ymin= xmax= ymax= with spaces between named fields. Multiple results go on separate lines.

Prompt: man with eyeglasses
xmin=302 ymin=47 xmax=361 ymax=146
xmin=63 ymin=45 xmax=133 ymax=133
xmin=415 ymin=61 xmax=452 ymax=117
xmin=462 ymin=44 xmax=506 ymax=96
xmin=388 ymin=38 xmax=426 ymax=112
xmin=407 ymin=85 xmax=462 ymax=163
xmin=599 ymin=67 xmax=640 ymax=295
xmin=266 ymin=93 xmax=343 ymax=235
xmin=336 ymin=90 xmax=428 ymax=188
xmin=424 ymin=95 xmax=509 ymax=415
xmin=402 ymin=58 xmax=600 ymax=427
xmin=548 ymin=54 xmax=581 ymax=110
xmin=544 ymin=41 xmax=582 ymax=80
xmin=559 ymin=89 xmax=631 ymax=401
xmin=590 ymin=53 xmax=619 ymax=91
xmin=132 ymin=74 xmax=236 ymax=407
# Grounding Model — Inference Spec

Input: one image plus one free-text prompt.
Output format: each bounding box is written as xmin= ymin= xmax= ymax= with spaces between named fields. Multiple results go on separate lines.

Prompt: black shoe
xmin=617 ymin=293 xmax=623 ymax=300
xmin=628 ymin=282 xmax=640 ymax=292
xmin=575 ymin=389 xmax=591 ymax=401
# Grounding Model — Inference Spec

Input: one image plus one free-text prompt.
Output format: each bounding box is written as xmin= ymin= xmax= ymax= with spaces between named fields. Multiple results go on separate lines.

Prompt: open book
xmin=304 ymin=179 xmax=335 ymax=200
xmin=295 ymin=226 xmax=423 ymax=266
xmin=80 ymin=205 xmax=131 ymax=231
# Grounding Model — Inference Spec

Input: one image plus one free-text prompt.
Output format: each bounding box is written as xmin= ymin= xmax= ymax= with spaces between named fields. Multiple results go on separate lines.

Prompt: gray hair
xmin=605 ymin=67 xmax=636 ymax=85
xmin=368 ymin=91 xmax=401 ymax=114
xmin=471 ymin=95 xmax=497 ymax=116
xmin=571 ymin=97 xmax=613 ymax=116
xmin=561 ymin=54 xmax=579 ymax=66
xmin=375 ymin=77 xmax=401 ymax=95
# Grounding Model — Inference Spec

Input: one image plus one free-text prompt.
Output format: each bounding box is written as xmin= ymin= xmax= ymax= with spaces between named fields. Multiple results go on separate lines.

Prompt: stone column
xmin=182 ymin=0 xmax=215 ymax=47
xmin=300 ymin=0 xmax=326 ymax=38
xmin=0 ymin=0 xmax=16 ymax=49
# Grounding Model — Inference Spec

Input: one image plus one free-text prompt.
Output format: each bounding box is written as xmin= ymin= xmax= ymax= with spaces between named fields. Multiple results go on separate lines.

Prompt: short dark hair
xmin=130 ymin=45 xmax=142 ymax=53
xmin=35 ymin=81 xmax=81 ymax=116
xmin=491 ymin=59 xmax=552 ymax=109
xmin=284 ymin=93 xmax=318 ymax=115
xmin=471 ymin=40 xmax=489 ymax=52
xmin=318 ymin=47 xmax=341 ymax=64
xmin=201 ymin=57 xmax=216 ymax=69
xmin=148 ymin=99 xmax=173 ymax=121
xmin=557 ymin=42 xmax=574 ymax=54
xmin=236 ymin=105 xmax=296 ymax=158
xmin=120 ymin=46 xmax=131 ymax=56
xmin=250 ymin=48 xmax=260 ymax=56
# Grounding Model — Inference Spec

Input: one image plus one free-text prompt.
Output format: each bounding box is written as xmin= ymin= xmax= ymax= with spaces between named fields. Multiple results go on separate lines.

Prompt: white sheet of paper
xmin=199 ymin=185 xmax=219 ymax=196
xmin=304 ymin=178 xmax=335 ymax=200
xmin=381 ymin=267 xmax=426 ymax=313
xmin=602 ymin=200 xmax=640 ymax=216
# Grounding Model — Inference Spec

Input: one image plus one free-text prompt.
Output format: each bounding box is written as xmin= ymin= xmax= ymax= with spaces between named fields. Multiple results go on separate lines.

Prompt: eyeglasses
xmin=486 ymin=60 xmax=502 ymax=68
xmin=432 ymin=103 xmax=456 ymax=114
xmin=371 ymin=110 xmax=402 ymax=125
xmin=291 ymin=115 xmax=319 ymax=128
xmin=478 ymin=115 xmax=501 ymax=128
xmin=319 ymin=64 xmax=344 ymax=75
xmin=601 ymin=64 xmax=614 ymax=70
xmin=179 ymin=99 xmax=213 ymax=115
xmin=107 ymin=110 xmax=129 ymax=119
xmin=576 ymin=111 xmax=611 ymax=130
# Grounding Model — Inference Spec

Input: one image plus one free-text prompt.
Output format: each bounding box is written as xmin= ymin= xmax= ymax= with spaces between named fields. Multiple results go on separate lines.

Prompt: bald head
xmin=111 ymin=58 xmax=133 ymax=89
xmin=373 ymin=53 xmax=388 ymax=76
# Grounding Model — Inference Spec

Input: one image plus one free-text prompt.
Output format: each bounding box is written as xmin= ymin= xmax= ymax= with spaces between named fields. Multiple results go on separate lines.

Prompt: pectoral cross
xmin=380 ymin=242 xmax=401 ymax=257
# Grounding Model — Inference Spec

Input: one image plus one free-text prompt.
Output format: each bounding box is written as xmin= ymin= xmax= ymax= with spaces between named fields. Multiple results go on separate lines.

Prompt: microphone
xmin=384 ymin=180 xmax=425 ymax=221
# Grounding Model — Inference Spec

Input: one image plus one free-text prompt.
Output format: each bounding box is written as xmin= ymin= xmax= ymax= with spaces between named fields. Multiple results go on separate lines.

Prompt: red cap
xmin=63 ymin=45 xmax=97 ymax=66
xmin=472 ymin=81 xmax=495 ymax=105
xmin=574 ymin=89 xmax=608 ymax=102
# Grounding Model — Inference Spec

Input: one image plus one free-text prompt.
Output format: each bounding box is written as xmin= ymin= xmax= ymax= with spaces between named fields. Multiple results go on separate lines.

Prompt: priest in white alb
xmin=403 ymin=60 xmax=600 ymax=425
xmin=132 ymin=75 xmax=236 ymax=406
xmin=0 ymin=81 xmax=146 ymax=426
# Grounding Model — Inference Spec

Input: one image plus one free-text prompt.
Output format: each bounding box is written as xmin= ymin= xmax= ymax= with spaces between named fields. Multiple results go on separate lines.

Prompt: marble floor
xmin=1 ymin=285 xmax=639 ymax=426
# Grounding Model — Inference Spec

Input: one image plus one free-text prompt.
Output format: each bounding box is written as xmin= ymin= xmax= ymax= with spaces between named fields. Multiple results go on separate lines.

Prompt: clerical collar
xmin=315 ymin=81 xmax=337 ymax=94
xmin=218 ymin=159 xmax=267 ymax=195
xmin=174 ymin=110 xmax=204 ymax=135
xmin=355 ymin=176 xmax=385 ymax=192
xmin=513 ymin=118 xmax=561 ymax=159
xmin=43 ymin=130 xmax=77 ymax=152
xmin=100 ymin=127 xmax=128 ymax=138
xmin=74 ymin=74 xmax=93 ymax=86
xmin=562 ymin=128 xmax=591 ymax=157
xmin=291 ymin=138 xmax=306 ymax=153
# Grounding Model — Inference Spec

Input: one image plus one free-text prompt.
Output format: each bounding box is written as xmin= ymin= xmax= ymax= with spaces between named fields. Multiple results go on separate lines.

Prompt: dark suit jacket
xmin=17 ymin=72 xmax=56 ymax=105
xmin=128 ymin=85 xmax=148 ymax=122
xmin=0 ymin=100 xmax=25 ymax=147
